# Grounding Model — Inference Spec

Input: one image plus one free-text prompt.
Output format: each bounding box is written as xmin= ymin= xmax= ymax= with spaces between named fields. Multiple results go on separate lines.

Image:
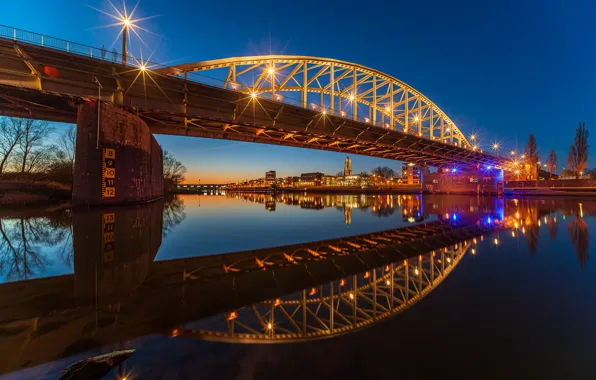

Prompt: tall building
xmin=344 ymin=156 xmax=352 ymax=176
xmin=265 ymin=170 xmax=276 ymax=183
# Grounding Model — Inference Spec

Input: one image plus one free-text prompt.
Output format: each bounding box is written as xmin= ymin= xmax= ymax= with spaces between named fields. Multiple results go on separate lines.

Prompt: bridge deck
xmin=0 ymin=37 xmax=506 ymax=168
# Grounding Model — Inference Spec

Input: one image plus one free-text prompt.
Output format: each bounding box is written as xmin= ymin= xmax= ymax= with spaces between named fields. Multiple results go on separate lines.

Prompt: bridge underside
xmin=0 ymin=38 xmax=505 ymax=168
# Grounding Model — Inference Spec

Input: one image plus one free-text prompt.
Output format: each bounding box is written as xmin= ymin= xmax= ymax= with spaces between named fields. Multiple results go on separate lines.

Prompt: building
xmin=344 ymin=156 xmax=352 ymax=176
xmin=265 ymin=170 xmax=276 ymax=183
xmin=402 ymin=164 xmax=422 ymax=185
xmin=322 ymin=175 xmax=338 ymax=186
xmin=300 ymin=172 xmax=324 ymax=186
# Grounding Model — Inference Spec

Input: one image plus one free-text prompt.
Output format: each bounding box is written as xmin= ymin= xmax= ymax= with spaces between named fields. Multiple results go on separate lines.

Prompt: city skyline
xmin=4 ymin=0 xmax=594 ymax=183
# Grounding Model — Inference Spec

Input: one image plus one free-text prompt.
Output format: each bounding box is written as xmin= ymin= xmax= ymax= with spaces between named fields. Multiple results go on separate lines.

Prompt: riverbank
xmin=224 ymin=185 xmax=422 ymax=194
xmin=0 ymin=181 xmax=71 ymax=207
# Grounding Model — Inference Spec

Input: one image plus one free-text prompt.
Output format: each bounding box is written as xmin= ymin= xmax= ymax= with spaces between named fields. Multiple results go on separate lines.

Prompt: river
xmin=0 ymin=193 xmax=594 ymax=379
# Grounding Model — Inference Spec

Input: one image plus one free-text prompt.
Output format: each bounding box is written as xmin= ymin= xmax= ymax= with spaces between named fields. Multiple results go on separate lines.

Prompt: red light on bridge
xmin=43 ymin=65 xmax=60 ymax=78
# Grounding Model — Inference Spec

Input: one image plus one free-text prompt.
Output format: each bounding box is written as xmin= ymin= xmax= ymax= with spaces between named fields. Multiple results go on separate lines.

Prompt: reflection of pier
xmin=0 ymin=216 xmax=499 ymax=374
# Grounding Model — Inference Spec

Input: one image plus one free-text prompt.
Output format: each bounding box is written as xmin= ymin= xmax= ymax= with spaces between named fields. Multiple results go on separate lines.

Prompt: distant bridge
xmin=0 ymin=26 xmax=508 ymax=170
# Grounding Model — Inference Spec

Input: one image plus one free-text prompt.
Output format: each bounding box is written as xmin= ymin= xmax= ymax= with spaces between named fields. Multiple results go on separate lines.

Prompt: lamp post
xmin=121 ymin=19 xmax=130 ymax=65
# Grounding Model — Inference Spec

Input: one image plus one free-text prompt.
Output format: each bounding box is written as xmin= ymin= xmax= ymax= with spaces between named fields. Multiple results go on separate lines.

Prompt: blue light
xmin=452 ymin=168 xmax=457 ymax=173
xmin=487 ymin=166 xmax=492 ymax=170
xmin=452 ymin=214 xmax=457 ymax=221
xmin=487 ymin=217 xmax=491 ymax=224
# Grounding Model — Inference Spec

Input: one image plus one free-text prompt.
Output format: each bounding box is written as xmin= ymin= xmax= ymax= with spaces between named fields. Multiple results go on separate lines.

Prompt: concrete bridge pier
xmin=73 ymin=101 xmax=164 ymax=205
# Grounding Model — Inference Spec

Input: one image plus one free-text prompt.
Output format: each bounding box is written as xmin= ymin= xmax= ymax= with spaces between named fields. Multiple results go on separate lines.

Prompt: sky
xmin=3 ymin=0 xmax=595 ymax=183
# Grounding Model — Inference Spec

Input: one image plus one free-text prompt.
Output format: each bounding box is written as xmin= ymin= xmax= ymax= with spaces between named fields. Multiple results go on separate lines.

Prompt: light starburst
xmin=88 ymin=0 xmax=161 ymax=57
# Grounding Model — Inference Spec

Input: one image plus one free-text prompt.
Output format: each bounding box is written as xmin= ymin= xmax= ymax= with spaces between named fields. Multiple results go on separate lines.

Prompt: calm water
xmin=0 ymin=193 xmax=594 ymax=379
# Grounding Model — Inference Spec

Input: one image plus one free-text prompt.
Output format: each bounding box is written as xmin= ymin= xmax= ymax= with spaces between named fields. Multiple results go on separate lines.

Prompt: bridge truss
xmin=160 ymin=56 xmax=472 ymax=148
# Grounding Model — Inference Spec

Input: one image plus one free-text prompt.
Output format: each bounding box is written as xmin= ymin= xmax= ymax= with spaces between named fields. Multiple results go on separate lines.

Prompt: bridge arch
xmin=157 ymin=56 xmax=471 ymax=148
xmin=175 ymin=243 xmax=469 ymax=343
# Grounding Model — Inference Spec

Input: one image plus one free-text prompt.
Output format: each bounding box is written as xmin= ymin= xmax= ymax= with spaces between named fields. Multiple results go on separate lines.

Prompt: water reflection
xmin=0 ymin=194 xmax=595 ymax=377
xmin=182 ymin=244 xmax=467 ymax=343
xmin=0 ymin=211 xmax=72 ymax=281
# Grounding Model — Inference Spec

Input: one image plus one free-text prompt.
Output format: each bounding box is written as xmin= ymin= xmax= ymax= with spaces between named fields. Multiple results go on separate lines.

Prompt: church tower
xmin=344 ymin=156 xmax=352 ymax=176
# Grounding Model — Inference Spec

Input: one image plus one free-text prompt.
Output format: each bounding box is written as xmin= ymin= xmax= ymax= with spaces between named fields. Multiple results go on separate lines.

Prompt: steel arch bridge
xmin=177 ymin=244 xmax=468 ymax=343
xmin=0 ymin=26 xmax=510 ymax=169
xmin=159 ymin=56 xmax=471 ymax=148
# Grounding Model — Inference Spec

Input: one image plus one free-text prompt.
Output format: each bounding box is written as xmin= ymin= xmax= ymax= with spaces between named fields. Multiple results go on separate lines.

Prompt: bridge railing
xmin=0 ymin=24 xmax=482 ymax=152
xmin=0 ymin=24 xmax=134 ymax=65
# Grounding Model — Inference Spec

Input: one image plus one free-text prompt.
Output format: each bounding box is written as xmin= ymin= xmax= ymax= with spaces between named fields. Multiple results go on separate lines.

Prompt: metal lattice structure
xmin=159 ymin=56 xmax=471 ymax=148
xmin=179 ymin=244 xmax=468 ymax=343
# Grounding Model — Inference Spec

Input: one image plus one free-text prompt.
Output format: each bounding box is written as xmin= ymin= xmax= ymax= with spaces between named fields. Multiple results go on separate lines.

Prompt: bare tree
xmin=0 ymin=118 xmax=23 ymax=175
xmin=524 ymin=134 xmax=539 ymax=179
xmin=573 ymin=122 xmax=589 ymax=177
xmin=546 ymin=149 xmax=557 ymax=178
xmin=371 ymin=166 xmax=397 ymax=179
xmin=13 ymin=119 xmax=53 ymax=174
xmin=163 ymin=150 xmax=187 ymax=187
xmin=56 ymin=126 xmax=76 ymax=167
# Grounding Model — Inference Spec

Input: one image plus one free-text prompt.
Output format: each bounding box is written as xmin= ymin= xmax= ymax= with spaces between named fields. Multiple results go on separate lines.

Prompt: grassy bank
xmin=0 ymin=180 xmax=71 ymax=207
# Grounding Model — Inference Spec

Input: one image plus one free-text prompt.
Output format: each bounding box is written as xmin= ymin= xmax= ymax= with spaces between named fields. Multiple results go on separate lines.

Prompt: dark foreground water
xmin=0 ymin=193 xmax=594 ymax=379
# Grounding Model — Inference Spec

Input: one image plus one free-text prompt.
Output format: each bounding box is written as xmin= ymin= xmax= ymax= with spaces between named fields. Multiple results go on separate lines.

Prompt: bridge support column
xmin=73 ymin=101 xmax=164 ymax=205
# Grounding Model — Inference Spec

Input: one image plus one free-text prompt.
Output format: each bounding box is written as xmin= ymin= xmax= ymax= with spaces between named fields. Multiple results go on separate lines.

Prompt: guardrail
xmin=0 ymin=24 xmax=475 ymax=150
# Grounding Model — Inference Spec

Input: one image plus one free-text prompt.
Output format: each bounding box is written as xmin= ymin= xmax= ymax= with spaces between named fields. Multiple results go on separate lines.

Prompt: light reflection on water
xmin=0 ymin=193 xmax=594 ymax=379
xmin=0 ymin=193 xmax=592 ymax=282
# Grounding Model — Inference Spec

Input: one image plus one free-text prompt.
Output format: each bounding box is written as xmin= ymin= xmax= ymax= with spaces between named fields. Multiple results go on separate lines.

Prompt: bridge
xmin=0 ymin=26 xmax=510 ymax=204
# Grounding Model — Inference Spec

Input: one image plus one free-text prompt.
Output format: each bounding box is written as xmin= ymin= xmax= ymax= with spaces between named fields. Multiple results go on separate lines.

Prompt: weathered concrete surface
xmin=424 ymin=169 xmax=504 ymax=195
xmin=73 ymin=101 xmax=164 ymax=205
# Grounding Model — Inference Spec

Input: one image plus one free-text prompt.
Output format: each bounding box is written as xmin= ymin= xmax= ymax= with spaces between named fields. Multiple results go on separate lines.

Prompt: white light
xmin=322 ymin=109 xmax=327 ymax=115
xmin=385 ymin=106 xmax=391 ymax=112
xmin=123 ymin=19 xmax=131 ymax=26
xmin=349 ymin=293 xmax=354 ymax=300
xmin=471 ymin=135 xmax=476 ymax=140
xmin=473 ymin=145 xmax=477 ymax=151
xmin=140 ymin=65 xmax=146 ymax=72
xmin=349 ymin=95 xmax=355 ymax=101
xmin=267 ymin=323 xmax=272 ymax=329
xmin=413 ymin=115 xmax=419 ymax=122
xmin=251 ymin=92 xmax=257 ymax=99
xmin=386 ymin=280 xmax=390 ymax=285
xmin=268 ymin=67 xmax=275 ymax=74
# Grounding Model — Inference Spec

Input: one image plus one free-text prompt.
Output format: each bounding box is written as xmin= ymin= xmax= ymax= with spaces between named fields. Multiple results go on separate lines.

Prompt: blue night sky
xmin=3 ymin=0 xmax=595 ymax=183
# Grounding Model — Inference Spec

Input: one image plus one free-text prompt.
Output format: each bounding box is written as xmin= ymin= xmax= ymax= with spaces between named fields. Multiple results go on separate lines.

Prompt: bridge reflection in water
xmin=0 ymin=194 xmax=592 ymax=375
xmin=179 ymin=244 xmax=468 ymax=343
